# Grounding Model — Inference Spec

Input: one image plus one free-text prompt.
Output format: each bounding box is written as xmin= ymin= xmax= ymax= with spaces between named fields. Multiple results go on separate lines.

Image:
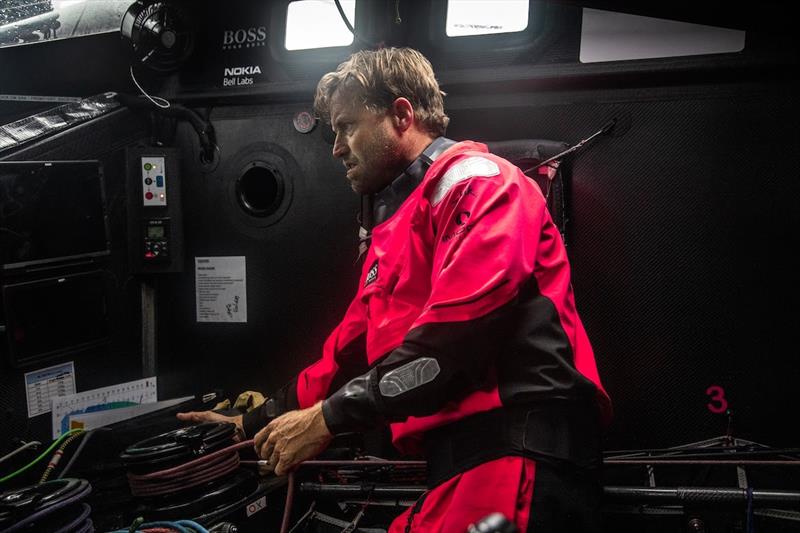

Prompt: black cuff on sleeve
xmin=242 ymin=403 xmax=270 ymax=438
xmin=321 ymin=369 xmax=385 ymax=435
xmin=241 ymin=377 xmax=299 ymax=438
xmin=277 ymin=376 xmax=300 ymax=412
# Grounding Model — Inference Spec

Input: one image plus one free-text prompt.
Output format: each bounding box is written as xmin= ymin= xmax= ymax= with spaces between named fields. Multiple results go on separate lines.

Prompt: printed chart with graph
xmin=51 ymin=377 xmax=157 ymax=438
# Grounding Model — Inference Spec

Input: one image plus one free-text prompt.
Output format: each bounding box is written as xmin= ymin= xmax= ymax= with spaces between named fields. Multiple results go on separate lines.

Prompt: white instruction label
xmin=195 ymin=256 xmax=247 ymax=323
xmin=24 ymin=361 xmax=76 ymax=418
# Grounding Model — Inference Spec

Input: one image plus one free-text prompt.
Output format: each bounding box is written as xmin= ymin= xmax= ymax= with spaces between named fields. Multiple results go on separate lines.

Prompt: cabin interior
xmin=0 ymin=1 xmax=798 ymax=531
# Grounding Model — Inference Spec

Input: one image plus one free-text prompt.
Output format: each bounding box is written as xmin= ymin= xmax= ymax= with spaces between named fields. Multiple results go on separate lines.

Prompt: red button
xmin=145 ymin=191 xmax=154 ymax=200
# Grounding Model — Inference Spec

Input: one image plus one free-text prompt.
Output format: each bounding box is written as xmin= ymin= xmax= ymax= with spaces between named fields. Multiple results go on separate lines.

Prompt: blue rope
xmin=746 ymin=486 xmax=755 ymax=533
xmin=109 ymin=519 xmax=210 ymax=533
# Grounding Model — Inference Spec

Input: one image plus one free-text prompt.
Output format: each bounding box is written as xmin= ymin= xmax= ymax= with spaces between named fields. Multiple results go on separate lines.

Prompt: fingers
xmin=253 ymin=426 xmax=279 ymax=476
xmin=261 ymin=429 xmax=279 ymax=462
xmin=257 ymin=462 xmax=272 ymax=476
xmin=268 ymin=447 xmax=280 ymax=470
xmin=254 ymin=422 xmax=283 ymax=477
xmin=178 ymin=411 xmax=244 ymax=443
xmin=176 ymin=411 xmax=209 ymax=423
xmin=251 ymin=408 xmax=329 ymax=477
xmin=274 ymin=453 xmax=295 ymax=476
xmin=253 ymin=423 xmax=273 ymax=457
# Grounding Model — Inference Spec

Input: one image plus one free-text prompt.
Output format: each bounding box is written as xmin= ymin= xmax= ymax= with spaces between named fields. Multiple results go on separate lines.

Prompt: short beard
xmin=362 ymin=127 xmax=407 ymax=194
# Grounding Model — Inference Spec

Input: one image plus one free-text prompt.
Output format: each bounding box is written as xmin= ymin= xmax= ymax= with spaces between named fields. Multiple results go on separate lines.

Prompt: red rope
xmin=127 ymin=440 xmax=253 ymax=497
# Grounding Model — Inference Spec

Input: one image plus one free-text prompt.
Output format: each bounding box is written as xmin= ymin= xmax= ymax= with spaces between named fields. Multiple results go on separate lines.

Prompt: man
xmin=180 ymin=47 xmax=611 ymax=532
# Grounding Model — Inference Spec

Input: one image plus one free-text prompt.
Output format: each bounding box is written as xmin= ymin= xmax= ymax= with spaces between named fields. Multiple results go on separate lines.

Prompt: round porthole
xmin=235 ymin=162 xmax=284 ymax=217
xmin=223 ymin=143 xmax=296 ymax=233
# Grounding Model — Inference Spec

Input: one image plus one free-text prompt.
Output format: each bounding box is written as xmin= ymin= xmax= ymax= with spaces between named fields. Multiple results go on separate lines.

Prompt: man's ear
xmin=390 ymin=97 xmax=414 ymax=132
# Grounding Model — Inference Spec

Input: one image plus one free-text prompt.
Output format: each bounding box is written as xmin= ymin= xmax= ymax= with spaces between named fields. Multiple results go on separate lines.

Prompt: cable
xmin=127 ymin=440 xmax=252 ymax=497
xmin=520 ymin=119 xmax=617 ymax=176
xmin=279 ymin=471 xmax=296 ymax=533
xmin=278 ymin=459 xmax=426 ymax=533
xmin=0 ymin=441 xmax=41 ymax=467
xmin=114 ymin=92 xmax=217 ymax=162
xmin=333 ymin=0 xmax=355 ymax=34
xmin=130 ymin=65 xmax=170 ymax=109
xmin=57 ymin=427 xmax=111 ymax=479
xmin=394 ymin=0 xmax=402 ymax=24
xmin=606 ymin=459 xmax=800 ymax=466
xmin=0 ymin=429 xmax=83 ymax=484
xmin=287 ymin=501 xmax=316 ymax=533
xmin=109 ymin=519 xmax=210 ymax=533
xmin=604 ymin=443 xmax=785 ymax=460
xmin=52 ymin=502 xmax=92 ymax=533
xmin=40 ymin=431 xmax=84 ymax=483
xmin=332 ymin=0 xmax=379 ymax=48
xmin=1 ymin=478 xmax=92 ymax=533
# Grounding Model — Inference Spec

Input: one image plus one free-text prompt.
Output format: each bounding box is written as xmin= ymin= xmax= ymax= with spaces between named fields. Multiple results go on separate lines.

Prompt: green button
xmin=144 ymin=163 xmax=153 ymax=171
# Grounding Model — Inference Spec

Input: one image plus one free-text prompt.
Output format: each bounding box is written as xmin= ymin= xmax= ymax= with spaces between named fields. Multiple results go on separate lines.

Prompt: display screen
xmin=0 ymin=161 xmax=109 ymax=270
xmin=147 ymin=225 xmax=165 ymax=239
xmin=3 ymin=271 xmax=109 ymax=367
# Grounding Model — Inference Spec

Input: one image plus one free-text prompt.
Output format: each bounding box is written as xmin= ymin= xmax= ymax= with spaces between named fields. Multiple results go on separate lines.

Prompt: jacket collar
xmin=372 ymin=136 xmax=457 ymax=227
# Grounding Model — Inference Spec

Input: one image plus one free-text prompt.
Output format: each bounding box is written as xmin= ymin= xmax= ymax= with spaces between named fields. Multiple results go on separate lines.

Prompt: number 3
xmin=706 ymin=385 xmax=728 ymax=414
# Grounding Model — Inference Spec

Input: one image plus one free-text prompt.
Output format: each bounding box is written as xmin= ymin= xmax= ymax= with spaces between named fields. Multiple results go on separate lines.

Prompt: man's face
xmin=329 ymin=87 xmax=406 ymax=195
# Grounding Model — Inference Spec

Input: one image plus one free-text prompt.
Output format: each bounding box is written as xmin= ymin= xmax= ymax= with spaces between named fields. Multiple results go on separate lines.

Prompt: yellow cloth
xmin=234 ymin=391 xmax=266 ymax=413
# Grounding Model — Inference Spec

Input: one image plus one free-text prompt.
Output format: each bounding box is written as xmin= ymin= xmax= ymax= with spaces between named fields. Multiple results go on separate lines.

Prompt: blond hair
xmin=314 ymin=47 xmax=449 ymax=137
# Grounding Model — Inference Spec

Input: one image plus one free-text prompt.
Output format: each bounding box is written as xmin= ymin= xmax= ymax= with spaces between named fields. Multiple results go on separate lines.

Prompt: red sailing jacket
xmin=245 ymin=140 xmax=611 ymax=457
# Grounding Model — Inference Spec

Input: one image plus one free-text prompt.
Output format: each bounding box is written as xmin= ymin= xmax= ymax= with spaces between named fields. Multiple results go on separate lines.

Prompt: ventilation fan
xmin=121 ymin=1 xmax=194 ymax=73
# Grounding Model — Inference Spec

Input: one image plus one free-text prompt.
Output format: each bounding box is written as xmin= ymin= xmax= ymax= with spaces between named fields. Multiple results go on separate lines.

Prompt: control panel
xmin=140 ymin=157 xmax=167 ymax=207
xmin=143 ymin=218 xmax=170 ymax=262
xmin=126 ymin=147 xmax=183 ymax=274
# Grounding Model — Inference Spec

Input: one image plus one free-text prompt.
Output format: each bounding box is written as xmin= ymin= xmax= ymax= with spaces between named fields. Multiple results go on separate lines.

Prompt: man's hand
xmin=176 ymin=410 xmax=245 ymax=441
xmin=253 ymin=402 xmax=332 ymax=476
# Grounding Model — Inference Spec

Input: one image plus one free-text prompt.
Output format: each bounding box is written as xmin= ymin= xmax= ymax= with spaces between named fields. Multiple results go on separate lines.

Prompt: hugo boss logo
xmin=364 ymin=259 xmax=379 ymax=287
xmin=222 ymin=26 xmax=267 ymax=50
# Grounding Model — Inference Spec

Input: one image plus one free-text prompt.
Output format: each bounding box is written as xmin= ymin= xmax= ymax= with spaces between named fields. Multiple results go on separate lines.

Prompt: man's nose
xmin=332 ymin=133 xmax=347 ymax=159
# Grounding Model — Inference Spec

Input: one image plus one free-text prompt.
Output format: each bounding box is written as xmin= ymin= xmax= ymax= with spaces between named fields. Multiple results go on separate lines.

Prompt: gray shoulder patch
xmin=378 ymin=357 xmax=441 ymax=398
xmin=430 ymin=156 xmax=500 ymax=206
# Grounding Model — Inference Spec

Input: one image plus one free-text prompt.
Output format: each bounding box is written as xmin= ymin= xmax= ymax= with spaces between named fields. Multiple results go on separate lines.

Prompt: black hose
xmin=115 ymin=93 xmax=216 ymax=161
xmin=332 ymin=0 xmax=379 ymax=48
xmin=57 ymin=427 xmax=110 ymax=480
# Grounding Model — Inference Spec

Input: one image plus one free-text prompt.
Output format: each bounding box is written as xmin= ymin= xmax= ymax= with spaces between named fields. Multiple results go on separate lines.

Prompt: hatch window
xmin=0 ymin=0 xmax=130 ymax=49
xmin=285 ymin=0 xmax=356 ymax=51
xmin=445 ymin=0 xmax=529 ymax=37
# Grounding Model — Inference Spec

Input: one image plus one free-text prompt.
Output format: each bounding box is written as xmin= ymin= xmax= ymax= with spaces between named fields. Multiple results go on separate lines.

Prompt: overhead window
xmin=0 ymin=0 xmax=130 ymax=49
xmin=285 ymin=0 xmax=355 ymax=51
xmin=446 ymin=0 xmax=529 ymax=37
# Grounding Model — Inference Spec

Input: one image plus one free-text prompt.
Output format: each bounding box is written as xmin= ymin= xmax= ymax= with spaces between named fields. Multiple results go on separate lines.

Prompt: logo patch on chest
xmin=364 ymin=259 xmax=379 ymax=287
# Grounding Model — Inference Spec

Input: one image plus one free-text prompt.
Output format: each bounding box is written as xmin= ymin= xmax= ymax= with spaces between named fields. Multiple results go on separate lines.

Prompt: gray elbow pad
xmin=378 ymin=357 xmax=441 ymax=398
